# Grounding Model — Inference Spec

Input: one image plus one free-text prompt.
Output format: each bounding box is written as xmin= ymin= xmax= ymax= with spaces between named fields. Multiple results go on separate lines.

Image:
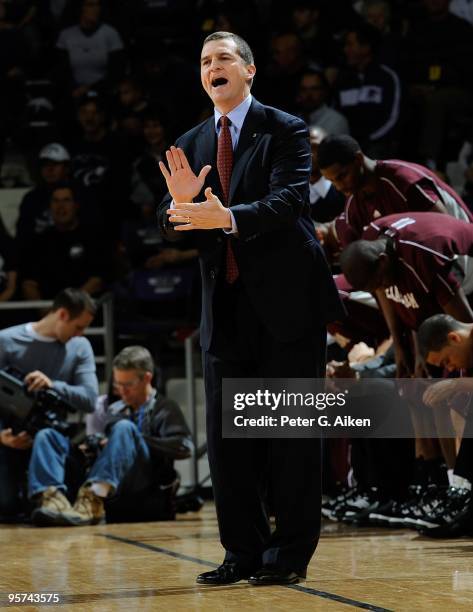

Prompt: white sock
xmin=90 ymin=482 xmax=111 ymax=498
xmin=451 ymin=474 xmax=472 ymax=491
xmin=448 ymin=468 xmax=455 ymax=486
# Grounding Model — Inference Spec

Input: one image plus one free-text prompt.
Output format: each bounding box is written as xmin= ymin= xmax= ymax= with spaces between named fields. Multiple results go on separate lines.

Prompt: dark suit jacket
xmin=158 ymin=98 xmax=344 ymax=350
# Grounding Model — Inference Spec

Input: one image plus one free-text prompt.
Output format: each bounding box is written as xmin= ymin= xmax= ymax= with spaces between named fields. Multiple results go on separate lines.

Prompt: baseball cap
xmin=38 ymin=143 xmax=71 ymax=163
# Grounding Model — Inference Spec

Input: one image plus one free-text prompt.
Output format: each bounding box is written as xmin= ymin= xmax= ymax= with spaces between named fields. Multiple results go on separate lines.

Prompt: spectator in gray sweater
xmin=0 ymin=288 xmax=98 ymax=521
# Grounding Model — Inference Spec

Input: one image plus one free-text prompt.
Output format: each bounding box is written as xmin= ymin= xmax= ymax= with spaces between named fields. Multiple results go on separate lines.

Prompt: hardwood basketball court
xmin=1 ymin=503 xmax=473 ymax=610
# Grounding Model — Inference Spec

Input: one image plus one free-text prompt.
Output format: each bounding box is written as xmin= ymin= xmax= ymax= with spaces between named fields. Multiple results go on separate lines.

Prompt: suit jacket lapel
xmin=197 ymin=116 xmax=216 ymax=165
xmin=195 ymin=118 xmax=222 ymax=200
xmin=229 ymin=99 xmax=266 ymax=204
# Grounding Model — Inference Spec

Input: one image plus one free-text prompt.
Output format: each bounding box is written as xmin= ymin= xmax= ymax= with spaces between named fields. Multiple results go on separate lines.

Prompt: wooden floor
xmin=1 ymin=504 xmax=473 ymax=611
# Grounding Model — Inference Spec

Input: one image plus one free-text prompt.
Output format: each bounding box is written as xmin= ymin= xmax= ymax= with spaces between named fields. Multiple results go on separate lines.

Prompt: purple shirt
xmin=328 ymin=274 xmax=389 ymax=346
xmin=335 ymin=160 xmax=473 ymax=247
xmin=362 ymin=212 xmax=473 ymax=329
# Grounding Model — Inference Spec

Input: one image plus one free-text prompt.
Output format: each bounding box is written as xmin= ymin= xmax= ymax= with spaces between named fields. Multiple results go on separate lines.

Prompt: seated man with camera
xmin=0 ymin=288 xmax=98 ymax=521
xmin=43 ymin=345 xmax=193 ymax=526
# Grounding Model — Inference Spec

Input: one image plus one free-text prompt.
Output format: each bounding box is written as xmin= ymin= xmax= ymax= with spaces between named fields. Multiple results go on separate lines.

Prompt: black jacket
xmin=105 ymin=393 xmax=193 ymax=464
xmin=336 ymin=62 xmax=401 ymax=145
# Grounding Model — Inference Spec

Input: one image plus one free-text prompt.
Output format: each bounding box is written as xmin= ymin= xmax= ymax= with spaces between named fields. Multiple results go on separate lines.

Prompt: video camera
xmin=80 ymin=433 xmax=107 ymax=467
xmin=0 ymin=368 xmax=78 ymax=437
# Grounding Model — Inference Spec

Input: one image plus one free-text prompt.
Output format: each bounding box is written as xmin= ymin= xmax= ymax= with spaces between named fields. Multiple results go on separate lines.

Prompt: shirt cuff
xmin=223 ymin=210 xmax=238 ymax=234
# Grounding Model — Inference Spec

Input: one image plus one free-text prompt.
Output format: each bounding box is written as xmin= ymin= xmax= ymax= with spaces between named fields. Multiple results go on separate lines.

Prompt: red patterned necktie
xmin=217 ymin=115 xmax=239 ymax=283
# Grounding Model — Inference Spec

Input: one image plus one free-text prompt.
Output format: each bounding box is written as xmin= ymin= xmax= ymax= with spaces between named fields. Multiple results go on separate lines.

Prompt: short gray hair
xmin=113 ymin=346 xmax=154 ymax=376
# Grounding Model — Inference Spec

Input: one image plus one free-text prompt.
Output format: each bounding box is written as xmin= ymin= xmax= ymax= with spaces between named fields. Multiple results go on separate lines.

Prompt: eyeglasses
xmin=114 ymin=379 xmax=141 ymax=390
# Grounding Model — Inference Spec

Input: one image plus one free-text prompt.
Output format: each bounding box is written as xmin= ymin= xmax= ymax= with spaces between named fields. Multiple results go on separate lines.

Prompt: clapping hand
xmin=159 ymin=146 xmax=211 ymax=204
xmin=167 ymin=187 xmax=232 ymax=231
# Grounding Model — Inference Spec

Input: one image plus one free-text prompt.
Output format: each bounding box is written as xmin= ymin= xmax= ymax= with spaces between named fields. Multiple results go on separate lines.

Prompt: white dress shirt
xmin=309 ymin=176 xmax=332 ymax=205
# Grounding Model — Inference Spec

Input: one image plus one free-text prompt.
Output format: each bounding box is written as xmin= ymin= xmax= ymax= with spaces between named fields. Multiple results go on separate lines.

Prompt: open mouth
xmin=211 ymin=77 xmax=228 ymax=88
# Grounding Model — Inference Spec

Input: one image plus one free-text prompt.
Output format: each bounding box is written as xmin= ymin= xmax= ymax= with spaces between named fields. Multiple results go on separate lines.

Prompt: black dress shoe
xmin=196 ymin=563 xmax=253 ymax=585
xmin=248 ymin=567 xmax=304 ymax=585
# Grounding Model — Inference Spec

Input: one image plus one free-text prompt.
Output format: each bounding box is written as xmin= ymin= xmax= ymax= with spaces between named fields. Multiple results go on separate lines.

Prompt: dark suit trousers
xmin=455 ymin=402 xmax=473 ymax=483
xmin=203 ymin=277 xmax=326 ymax=574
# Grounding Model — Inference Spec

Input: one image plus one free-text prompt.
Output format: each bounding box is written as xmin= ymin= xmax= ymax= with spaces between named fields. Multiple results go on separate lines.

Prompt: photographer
xmin=40 ymin=346 xmax=193 ymax=526
xmin=0 ymin=288 xmax=98 ymax=521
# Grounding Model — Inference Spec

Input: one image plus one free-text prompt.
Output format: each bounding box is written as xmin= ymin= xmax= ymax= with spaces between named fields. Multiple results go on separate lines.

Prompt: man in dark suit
xmin=157 ymin=31 xmax=342 ymax=586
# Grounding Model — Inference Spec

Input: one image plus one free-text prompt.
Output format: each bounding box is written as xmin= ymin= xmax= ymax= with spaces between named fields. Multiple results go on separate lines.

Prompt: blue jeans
xmin=87 ymin=420 xmax=153 ymax=495
xmin=27 ymin=421 xmax=155 ymax=503
xmin=28 ymin=428 xmax=70 ymax=498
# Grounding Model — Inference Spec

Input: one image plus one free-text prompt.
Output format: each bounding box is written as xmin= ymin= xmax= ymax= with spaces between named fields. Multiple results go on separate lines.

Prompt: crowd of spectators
xmin=2 ymin=0 xmax=473 ymax=534
xmin=0 ymin=1 xmax=473 ymax=309
xmin=0 ymin=1 xmax=472 ymax=326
